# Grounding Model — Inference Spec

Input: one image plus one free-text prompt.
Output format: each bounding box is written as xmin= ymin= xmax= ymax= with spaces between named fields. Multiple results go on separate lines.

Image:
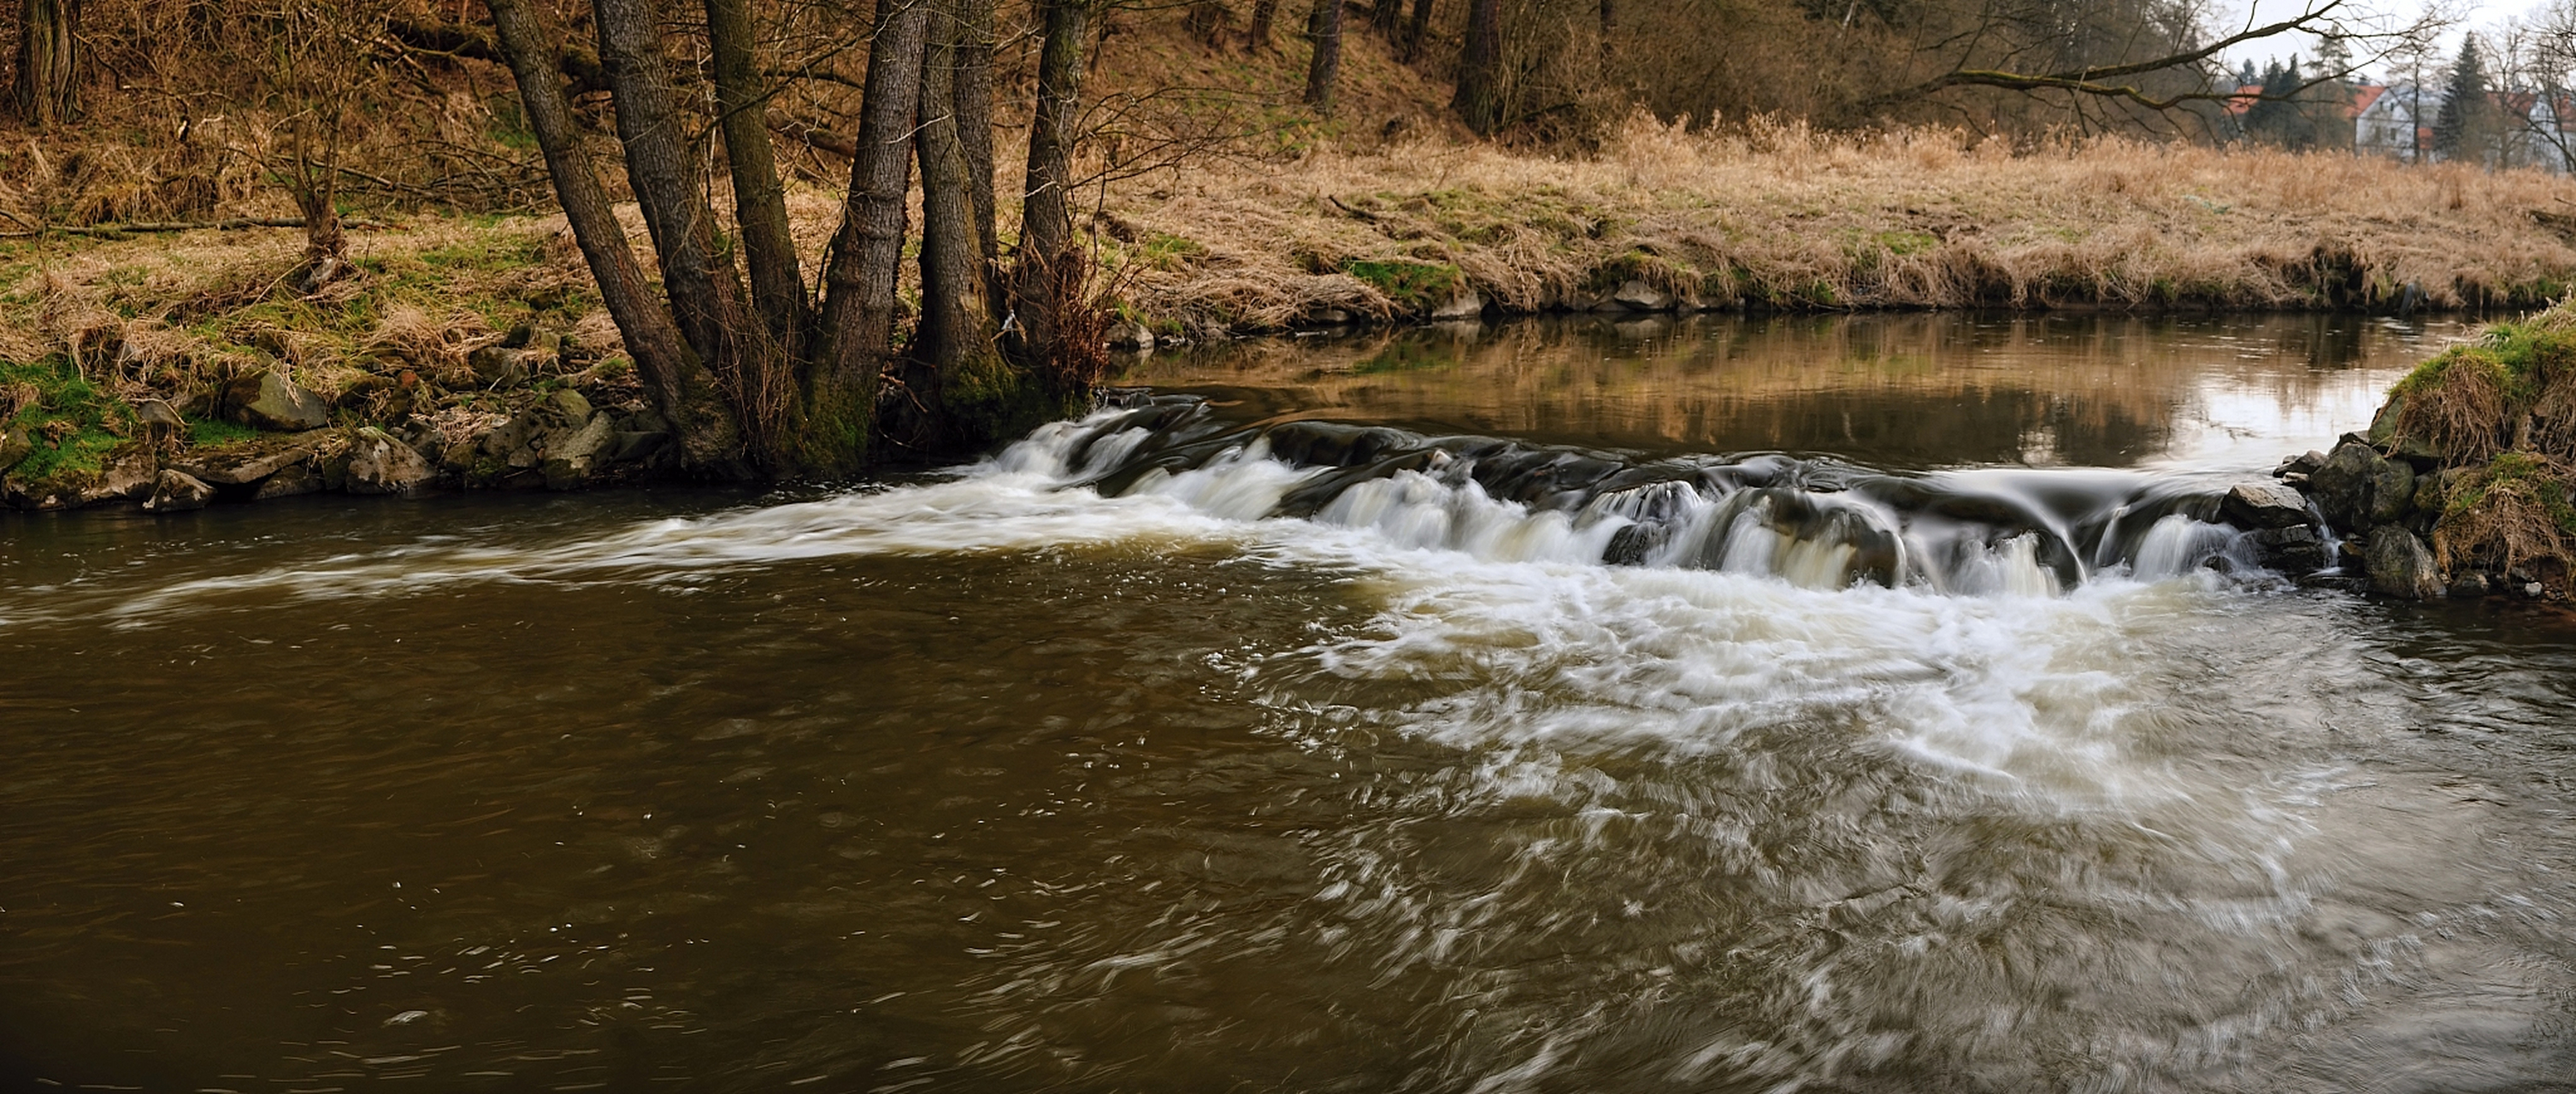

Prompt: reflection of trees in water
xmin=1121 ymin=313 xmax=2457 ymax=468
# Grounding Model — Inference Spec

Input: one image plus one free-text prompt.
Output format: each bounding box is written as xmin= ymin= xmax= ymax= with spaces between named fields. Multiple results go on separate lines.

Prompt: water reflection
xmin=1120 ymin=312 xmax=2471 ymax=472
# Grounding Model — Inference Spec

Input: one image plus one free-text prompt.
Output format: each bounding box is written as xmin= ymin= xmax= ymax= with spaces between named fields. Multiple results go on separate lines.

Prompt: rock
xmin=0 ymin=426 xmax=29 ymax=473
xmin=2364 ymin=526 xmax=2444 ymax=600
xmin=141 ymin=469 xmax=214 ymax=513
xmin=134 ymin=397 xmax=184 ymax=430
xmin=8 ymin=450 xmax=156 ymax=510
xmin=253 ymin=462 xmax=322 ymax=499
xmin=467 ymin=345 xmax=553 ymax=386
xmin=1431 ymin=290 xmax=1485 ymax=321
xmin=345 ymin=426 xmax=433 ymax=496
xmin=2220 ymin=482 xmax=2311 ymax=529
xmin=606 ymin=430 xmax=671 ymax=464
xmin=1106 ymin=322 xmax=1156 ymax=350
xmin=2308 ymin=441 xmax=2415 ymax=532
xmin=227 ymin=370 xmax=332 ymax=432
xmin=2250 ymin=526 xmax=2329 ymax=571
xmin=2448 ymin=572 xmax=2493 ymax=597
xmin=543 ymin=389 xmax=592 ymax=424
xmin=541 ymin=413 xmax=616 ymax=491
xmin=169 ymin=443 xmax=315 ymax=486
xmin=1610 ymin=279 xmax=1673 ymax=312
xmin=2274 ymin=450 xmax=2327 ymax=479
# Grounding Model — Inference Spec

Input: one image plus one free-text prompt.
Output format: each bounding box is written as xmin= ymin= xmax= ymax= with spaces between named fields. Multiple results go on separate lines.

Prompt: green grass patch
xmin=187 ymin=417 xmax=259 ymax=448
xmin=2 ymin=355 xmax=131 ymax=482
xmin=1342 ymin=259 xmax=1460 ymax=309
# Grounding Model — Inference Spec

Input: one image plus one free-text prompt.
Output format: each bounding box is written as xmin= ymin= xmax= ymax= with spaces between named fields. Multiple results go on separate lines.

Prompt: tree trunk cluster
xmin=486 ymin=0 xmax=1104 ymax=479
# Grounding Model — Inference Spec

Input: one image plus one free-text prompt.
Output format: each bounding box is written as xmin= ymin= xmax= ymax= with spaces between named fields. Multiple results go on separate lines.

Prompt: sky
xmin=2222 ymin=0 xmax=2520 ymax=79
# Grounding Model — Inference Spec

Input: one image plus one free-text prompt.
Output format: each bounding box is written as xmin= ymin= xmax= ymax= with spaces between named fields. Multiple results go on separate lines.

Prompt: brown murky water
xmin=7 ymin=313 xmax=2576 ymax=1093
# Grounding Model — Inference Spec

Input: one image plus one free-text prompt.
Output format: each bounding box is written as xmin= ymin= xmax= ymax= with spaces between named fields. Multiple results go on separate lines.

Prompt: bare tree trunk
xmin=1371 ymin=0 xmax=1399 ymax=36
xmin=706 ymin=0 xmax=811 ymax=360
xmin=1402 ymin=0 xmax=1433 ymax=64
xmin=593 ymin=0 xmax=793 ymax=467
xmin=1304 ymin=0 xmax=1343 ymax=112
xmin=811 ymin=0 xmax=929 ymax=474
xmin=1453 ymin=0 xmax=1501 ymax=134
xmin=13 ymin=0 xmax=77 ymax=127
xmin=1247 ymin=0 xmax=1276 ymax=52
xmin=953 ymin=0 xmax=999 ymax=271
xmin=1012 ymin=0 xmax=1090 ymax=376
xmin=1598 ymin=0 xmax=1613 ymax=66
xmin=912 ymin=0 xmax=1017 ymax=445
xmin=487 ymin=0 xmax=743 ymax=473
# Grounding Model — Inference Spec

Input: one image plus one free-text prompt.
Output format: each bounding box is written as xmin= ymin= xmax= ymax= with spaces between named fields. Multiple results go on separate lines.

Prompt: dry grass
xmin=2434 ymin=453 xmax=2576 ymax=582
xmin=1097 ymin=114 xmax=2576 ymax=335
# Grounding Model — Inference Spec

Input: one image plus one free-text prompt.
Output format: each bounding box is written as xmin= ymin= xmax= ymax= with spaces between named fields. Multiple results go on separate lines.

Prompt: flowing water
xmin=8 ymin=313 xmax=2576 ymax=1093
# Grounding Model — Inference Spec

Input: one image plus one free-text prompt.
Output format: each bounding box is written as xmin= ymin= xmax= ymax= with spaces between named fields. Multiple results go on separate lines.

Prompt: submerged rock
xmin=227 ymin=370 xmax=331 ymax=432
xmin=2364 ymin=526 xmax=2444 ymax=599
xmin=345 ymin=426 xmax=433 ymax=496
xmin=2221 ymin=482 xmax=2311 ymax=529
xmin=141 ymin=469 xmax=214 ymax=513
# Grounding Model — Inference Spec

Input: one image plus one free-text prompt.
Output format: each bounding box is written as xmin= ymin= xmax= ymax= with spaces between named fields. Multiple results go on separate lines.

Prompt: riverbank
xmin=7 ymin=130 xmax=2576 ymax=511
xmin=1099 ymin=120 xmax=2576 ymax=335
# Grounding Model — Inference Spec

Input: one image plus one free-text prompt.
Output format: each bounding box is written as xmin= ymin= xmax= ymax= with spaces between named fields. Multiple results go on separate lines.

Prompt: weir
xmin=1011 ymin=396 xmax=2272 ymax=596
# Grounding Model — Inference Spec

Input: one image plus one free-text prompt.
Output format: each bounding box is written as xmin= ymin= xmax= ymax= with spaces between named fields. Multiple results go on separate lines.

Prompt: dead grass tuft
xmin=2435 ymin=453 xmax=2576 ymax=580
xmin=2394 ymin=347 xmax=2513 ymax=462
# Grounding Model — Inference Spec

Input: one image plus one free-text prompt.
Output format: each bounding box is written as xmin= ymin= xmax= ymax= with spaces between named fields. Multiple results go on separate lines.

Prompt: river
xmin=6 ymin=312 xmax=2574 ymax=1092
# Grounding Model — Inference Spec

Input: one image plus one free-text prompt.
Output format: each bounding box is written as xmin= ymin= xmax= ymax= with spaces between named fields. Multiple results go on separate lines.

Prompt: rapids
xmin=3 ymin=313 xmax=2573 ymax=1092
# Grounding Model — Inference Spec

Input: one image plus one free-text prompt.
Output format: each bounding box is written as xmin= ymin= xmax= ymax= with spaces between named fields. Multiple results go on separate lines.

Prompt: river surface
xmin=8 ymin=313 xmax=2576 ymax=1092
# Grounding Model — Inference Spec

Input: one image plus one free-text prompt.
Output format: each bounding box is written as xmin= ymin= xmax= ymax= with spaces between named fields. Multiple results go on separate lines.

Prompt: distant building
xmin=2350 ymin=82 xmax=2428 ymax=162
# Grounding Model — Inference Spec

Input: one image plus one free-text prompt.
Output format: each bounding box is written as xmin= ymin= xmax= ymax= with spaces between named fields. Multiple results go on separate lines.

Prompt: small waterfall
xmin=1014 ymin=397 xmax=2287 ymax=595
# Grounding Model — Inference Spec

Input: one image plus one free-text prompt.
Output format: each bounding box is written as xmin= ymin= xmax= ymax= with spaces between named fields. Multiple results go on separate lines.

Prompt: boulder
xmin=1610 ymin=279 xmax=1673 ymax=312
xmin=2220 ymin=482 xmax=2311 ymax=530
xmin=2364 ymin=526 xmax=2444 ymax=600
xmin=141 ymin=469 xmax=214 ymax=513
xmin=1431 ymin=289 xmax=1485 ymax=321
xmin=227 ymin=370 xmax=331 ymax=431
xmin=1105 ymin=322 xmax=1155 ymax=350
xmin=345 ymin=426 xmax=433 ymax=496
xmin=2308 ymin=441 xmax=2415 ymax=531
xmin=0 ymin=426 xmax=29 ymax=473
xmin=541 ymin=413 xmax=616 ymax=491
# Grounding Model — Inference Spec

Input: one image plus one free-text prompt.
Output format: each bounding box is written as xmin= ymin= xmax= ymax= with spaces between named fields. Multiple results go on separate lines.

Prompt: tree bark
xmin=1247 ymin=0 xmax=1276 ymax=52
xmin=13 ymin=0 xmax=78 ymax=127
xmin=1402 ymin=0 xmax=1433 ymax=64
xmin=912 ymin=0 xmax=1013 ymax=444
xmin=1304 ymin=0 xmax=1343 ymax=112
xmin=705 ymin=0 xmax=811 ymax=361
xmin=811 ymin=0 xmax=930 ymax=475
xmin=1598 ymin=0 xmax=1613 ymax=67
xmin=487 ymin=0 xmax=743 ymax=473
xmin=1012 ymin=0 xmax=1090 ymax=377
xmin=1453 ymin=0 xmax=1501 ymax=134
xmin=1371 ymin=0 xmax=1400 ymax=36
xmin=953 ymin=0 xmax=999 ymax=271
